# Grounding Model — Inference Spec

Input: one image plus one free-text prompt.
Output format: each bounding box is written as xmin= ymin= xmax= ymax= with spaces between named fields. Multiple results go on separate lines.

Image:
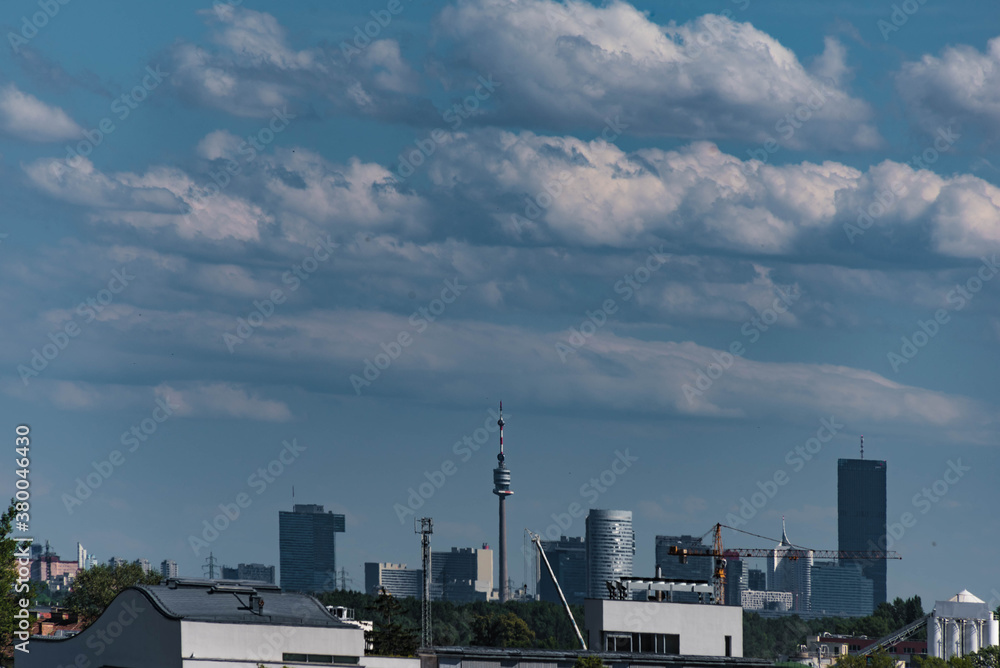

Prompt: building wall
xmin=279 ymin=504 xmax=346 ymax=592
xmin=367 ymin=562 xmax=423 ymax=598
xmin=179 ymin=620 xmax=364 ymax=665
xmin=21 ymin=589 xmax=182 ymax=668
xmin=585 ymin=599 xmax=743 ymax=657
xmin=810 ymin=562 xmax=874 ymax=617
xmin=837 ymin=459 xmax=887 ymax=608
xmin=537 ymin=536 xmax=587 ymax=606
xmin=586 ymin=510 xmax=635 ymax=600
xmin=653 ymin=536 xmax=712 ymax=605
xmin=431 ymin=547 xmax=493 ymax=601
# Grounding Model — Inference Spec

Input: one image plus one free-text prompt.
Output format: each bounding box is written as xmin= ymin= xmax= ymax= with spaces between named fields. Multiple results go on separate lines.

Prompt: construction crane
xmin=528 ymin=530 xmax=587 ymax=650
xmin=668 ymin=523 xmax=902 ymax=605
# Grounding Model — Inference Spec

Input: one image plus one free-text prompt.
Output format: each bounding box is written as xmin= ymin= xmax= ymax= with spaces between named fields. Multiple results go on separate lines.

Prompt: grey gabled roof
xmin=131 ymin=578 xmax=357 ymax=627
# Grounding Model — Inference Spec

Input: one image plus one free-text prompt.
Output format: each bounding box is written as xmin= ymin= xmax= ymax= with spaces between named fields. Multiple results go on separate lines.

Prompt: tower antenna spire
xmin=861 ymin=435 xmax=864 ymax=460
xmin=493 ymin=401 xmax=512 ymax=602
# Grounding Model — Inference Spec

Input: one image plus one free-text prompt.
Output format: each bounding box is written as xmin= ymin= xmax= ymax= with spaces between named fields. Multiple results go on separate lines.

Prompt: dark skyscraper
xmin=279 ymin=504 xmax=345 ymax=593
xmin=837 ymin=458 xmax=887 ymax=608
xmin=536 ymin=536 xmax=586 ymax=605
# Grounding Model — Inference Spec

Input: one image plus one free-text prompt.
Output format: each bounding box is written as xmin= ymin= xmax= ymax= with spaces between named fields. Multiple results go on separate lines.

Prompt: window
xmin=725 ymin=636 xmax=732 ymax=658
xmin=605 ymin=633 xmax=632 ymax=652
xmin=283 ymin=654 xmax=360 ymax=664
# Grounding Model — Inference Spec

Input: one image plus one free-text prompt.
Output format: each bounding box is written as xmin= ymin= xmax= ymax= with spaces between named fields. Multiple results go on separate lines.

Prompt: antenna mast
xmin=493 ymin=401 xmax=512 ymax=602
xmin=861 ymin=435 xmax=864 ymax=460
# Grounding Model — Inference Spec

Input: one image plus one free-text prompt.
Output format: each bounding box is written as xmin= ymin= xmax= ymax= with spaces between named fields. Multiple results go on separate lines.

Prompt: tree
xmin=1 ymin=499 xmax=36 ymax=662
xmin=471 ymin=611 xmax=535 ymax=648
xmin=970 ymin=646 xmax=1000 ymax=668
xmin=573 ymin=655 xmax=607 ymax=668
xmin=366 ymin=589 xmax=419 ymax=656
xmin=65 ymin=562 xmax=161 ymax=626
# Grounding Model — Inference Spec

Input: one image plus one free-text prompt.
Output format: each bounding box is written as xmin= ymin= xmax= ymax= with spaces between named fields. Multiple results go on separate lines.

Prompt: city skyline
xmin=4 ymin=0 xmax=1000 ymax=613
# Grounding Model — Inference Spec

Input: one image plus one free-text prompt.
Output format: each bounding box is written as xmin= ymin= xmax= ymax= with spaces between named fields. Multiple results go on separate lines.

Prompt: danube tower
xmin=493 ymin=402 xmax=512 ymax=602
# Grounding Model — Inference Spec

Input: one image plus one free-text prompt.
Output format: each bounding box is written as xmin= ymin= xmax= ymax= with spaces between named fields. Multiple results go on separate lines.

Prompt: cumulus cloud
xmin=437 ymin=0 xmax=881 ymax=149
xmin=169 ymin=5 xmax=432 ymax=122
xmin=896 ymin=36 xmax=1000 ymax=139
xmin=426 ymin=130 xmax=1000 ymax=259
xmin=0 ymin=83 xmax=82 ymax=142
xmin=155 ymin=382 xmax=292 ymax=421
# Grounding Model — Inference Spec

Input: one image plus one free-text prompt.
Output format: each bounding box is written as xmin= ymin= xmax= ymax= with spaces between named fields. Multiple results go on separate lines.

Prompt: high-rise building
xmin=654 ymin=535 xmax=713 ymax=603
xmin=585 ymin=509 xmax=634 ymax=599
xmin=135 ymin=558 xmax=152 ymax=574
xmin=536 ymin=536 xmax=586 ymax=605
xmin=724 ymin=557 xmax=750 ymax=607
xmin=810 ymin=561 xmax=874 ymax=617
xmin=766 ymin=520 xmax=812 ymax=613
xmin=432 ymin=546 xmax=493 ymax=602
xmin=77 ymin=543 xmax=88 ymax=570
xmin=108 ymin=556 xmax=127 ymax=569
xmin=747 ymin=568 xmax=766 ymax=591
xmin=365 ymin=563 xmax=423 ymax=599
xmin=279 ymin=504 xmax=346 ymax=593
xmin=161 ymin=560 xmax=178 ymax=578
xmin=221 ymin=563 xmax=276 ymax=584
xmin=838 ymin=458 xmax=887 ymax=608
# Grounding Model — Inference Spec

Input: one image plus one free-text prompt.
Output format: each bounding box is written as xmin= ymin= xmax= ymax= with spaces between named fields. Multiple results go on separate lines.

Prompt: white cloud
xmin=437 ymin=0 xmax=880 ymax=149
xmin=896 ymin=36 xmax=1000 ymax=138
xmin=0 ymin=84 xmax=82 ymax=142
xmin=154 ymin=382 xmax=292 ymax=421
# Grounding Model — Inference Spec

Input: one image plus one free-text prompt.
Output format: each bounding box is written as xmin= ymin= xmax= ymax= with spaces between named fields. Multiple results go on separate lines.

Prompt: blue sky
xmin=2 ymin=0 xmax=1000 ymax=611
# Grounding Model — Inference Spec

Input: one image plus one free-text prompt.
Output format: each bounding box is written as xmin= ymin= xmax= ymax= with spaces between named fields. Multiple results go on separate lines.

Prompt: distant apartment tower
xmin=161 ymin=560 xmax=178 ymax=579
xmin=838 ymin=458 xmax=887 ymax=608
xmin=108 ymin=557 xmax=127 ymax=569
xmin=810 ymin=561 xmax=874 ymax=617
xmin=135 ymin=559 xmax=152 ymax=574
xmin=221 ymin=563 xmax=276 ymax=584
xmin=747 ymin=568 xmax=766 ymax=592
xmin=586 ymin=510 xmax=635 ymax=599
xmin=654 ymin=535 xmax=713 ymax=603
xmin=432 ymin=546 xmax=493 ymax=602
xmin=365 ymin=563 xmax=423 ymax=599
xmin=279 ymin=504 xmax=346 ymax=593
xmin=536 ymin=536 xmax=586 ymax=605
xmin=77 ymin=543 xmax=88 ymax=570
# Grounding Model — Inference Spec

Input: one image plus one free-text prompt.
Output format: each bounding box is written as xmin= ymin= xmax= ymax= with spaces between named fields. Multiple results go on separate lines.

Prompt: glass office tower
xmin=837 ymin=459 xmax=887 ymax=608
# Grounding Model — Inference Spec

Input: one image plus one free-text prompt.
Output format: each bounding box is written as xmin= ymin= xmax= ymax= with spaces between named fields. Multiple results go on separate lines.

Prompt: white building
xmin=585 ymin=598 xmax=743 ymax=657
xmin=22 ymin=578 xmax=365 ymax=668
xmin=928 ymin=590 xmax=1000 ymax=659
xmin=765 ymin=520 xmax=812 ymax=613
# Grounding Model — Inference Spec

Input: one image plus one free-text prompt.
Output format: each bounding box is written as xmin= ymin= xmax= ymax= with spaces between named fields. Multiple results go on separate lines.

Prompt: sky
xmin=2 ymin=0 xmax=1000 ymax=613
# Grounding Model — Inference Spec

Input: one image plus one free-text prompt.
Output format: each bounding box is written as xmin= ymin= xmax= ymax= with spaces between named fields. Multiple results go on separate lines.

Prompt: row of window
xmin=282 ymin=653 xmax=360 ymax=664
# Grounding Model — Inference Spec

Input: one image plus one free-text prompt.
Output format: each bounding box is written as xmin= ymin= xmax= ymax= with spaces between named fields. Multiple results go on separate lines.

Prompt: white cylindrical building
xmin=963 ymin=620 xmax=979 ymax=656
xmin=989 ymin=613 xmax=999 ymax=648
xmin=947 ymin=619 xmax=960 ymax=659
xmin=929 ymin=613 xmax=941 ymax=658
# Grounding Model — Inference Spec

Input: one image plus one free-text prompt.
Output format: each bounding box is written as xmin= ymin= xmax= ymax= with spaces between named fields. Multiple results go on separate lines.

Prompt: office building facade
xmin=838 ymin=459 xmax=887 ymax=608
xmin=810 ymin=561 xmax=874 ymax=617
xmin=654 ymin=535 xmax=713 ymax=604
xmin=279 ymin=504 xmax=346 ymax=593
xmin=221 ymin=563 xmax=276 ymax=584
xmin=365 ymin=562 xmax=423 ymax=599
xmin=536 ymin=536 xmax=587 ymax=605
xmin=747 ymin=569 xmax=766 ymax=592
xmin=724 ymin=557 xmax=749 ymax=607
xmin=586 ymin=510 xmax=635 ymax=599
xmin=432 ymin=546 xmax=493 ymax=602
